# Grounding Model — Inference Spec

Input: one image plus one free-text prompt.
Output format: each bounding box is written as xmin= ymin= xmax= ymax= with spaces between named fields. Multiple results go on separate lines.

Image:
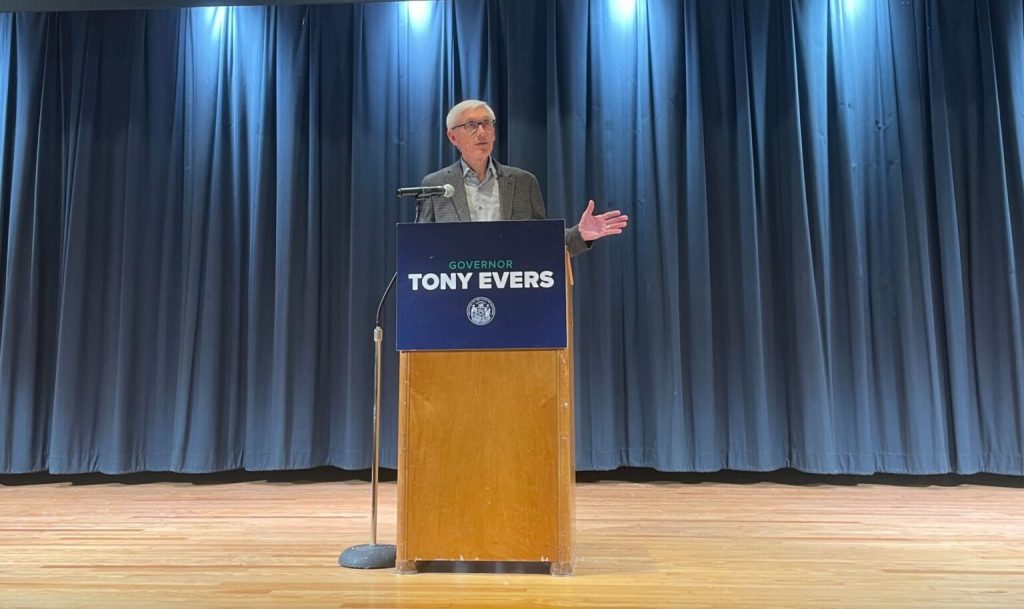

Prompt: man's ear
xmin=446 ymin=129 xmax=458 ymax=146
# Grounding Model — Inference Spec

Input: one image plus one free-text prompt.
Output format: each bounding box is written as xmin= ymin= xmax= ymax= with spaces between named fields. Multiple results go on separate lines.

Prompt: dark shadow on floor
xmin=575 ymin=467 xmax=1024 ymax=488
xmin=412 ymin=560 xmax=551 ymax=575
xmin=2 ymin=466 xmax=1021 ymax=488
xmin=0 ymin=466 xmax=396 ymax=487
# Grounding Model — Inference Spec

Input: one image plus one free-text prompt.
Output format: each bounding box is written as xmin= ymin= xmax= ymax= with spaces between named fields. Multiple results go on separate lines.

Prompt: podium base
xmin=338 ymin=543 xmax=396 ymax=569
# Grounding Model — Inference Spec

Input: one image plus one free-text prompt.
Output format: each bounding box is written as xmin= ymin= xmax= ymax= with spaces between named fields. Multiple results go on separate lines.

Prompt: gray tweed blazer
xmin=417 ymin=158 xmax=589 ymax=256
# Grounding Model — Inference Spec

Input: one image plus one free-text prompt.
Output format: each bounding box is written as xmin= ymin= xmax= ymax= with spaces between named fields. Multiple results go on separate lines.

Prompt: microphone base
xmin=339 ymin=543 xmax=397 ymax=569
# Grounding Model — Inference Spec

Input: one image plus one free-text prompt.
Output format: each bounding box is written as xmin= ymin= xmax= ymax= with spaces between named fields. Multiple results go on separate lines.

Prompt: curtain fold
xmin=1 ymin=0 xmax=1022 ymax=475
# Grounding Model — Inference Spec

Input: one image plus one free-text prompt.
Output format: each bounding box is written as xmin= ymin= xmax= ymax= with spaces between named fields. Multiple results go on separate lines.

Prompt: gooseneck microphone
xmin=396 ymin=184 xmax=455 ymax=199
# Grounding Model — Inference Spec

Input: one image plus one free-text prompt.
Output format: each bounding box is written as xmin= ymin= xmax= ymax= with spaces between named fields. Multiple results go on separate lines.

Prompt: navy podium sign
xmin=396 ymin=220 xmax=567 ymax=351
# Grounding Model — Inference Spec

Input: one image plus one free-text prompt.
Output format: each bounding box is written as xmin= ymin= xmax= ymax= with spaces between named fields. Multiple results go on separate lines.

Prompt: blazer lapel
xmin=495 ymin=160 xmax=515 ymax=220
xmin=447 ymin=161 xmax=472 ymax=222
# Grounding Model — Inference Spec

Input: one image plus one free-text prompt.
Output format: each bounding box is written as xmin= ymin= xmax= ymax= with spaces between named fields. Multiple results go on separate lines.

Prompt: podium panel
xmin=394 ymin=220 xmax=575 ymax=575
xmin=395 ymin=220 xmax=567 ymax=351
xmin=397 ymin=348 xmax=572 ymax=562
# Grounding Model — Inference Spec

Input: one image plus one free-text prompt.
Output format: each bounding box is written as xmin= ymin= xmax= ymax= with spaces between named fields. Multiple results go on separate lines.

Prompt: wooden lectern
xmin=393 ymin=221 xmax=575 ymax=575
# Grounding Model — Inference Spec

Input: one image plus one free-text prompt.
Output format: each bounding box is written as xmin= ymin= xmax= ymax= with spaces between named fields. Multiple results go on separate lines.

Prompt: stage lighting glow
xmin=204 ymin=6 xmax=227 ymax=37
xmin=843 ymin=0 xmax=862 ymax=17
xmin=406 ymin=1 xmax=432 ymax=29
xmin=611 ymin=0 xmax=636 ymax=24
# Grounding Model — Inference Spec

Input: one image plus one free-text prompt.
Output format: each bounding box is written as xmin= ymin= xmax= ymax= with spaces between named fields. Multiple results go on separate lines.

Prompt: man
xmin=418 ymin=100 xmax=628 ymax=255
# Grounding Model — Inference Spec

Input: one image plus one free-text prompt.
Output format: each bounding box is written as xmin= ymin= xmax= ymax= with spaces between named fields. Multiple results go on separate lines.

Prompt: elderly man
xmin=418 ymin=100 xmax=628 ymax=255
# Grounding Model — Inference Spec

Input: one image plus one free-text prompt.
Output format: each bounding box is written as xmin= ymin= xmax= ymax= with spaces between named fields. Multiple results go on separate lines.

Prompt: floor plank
xmin=1 ymin=477 xmax=1022 ymax=608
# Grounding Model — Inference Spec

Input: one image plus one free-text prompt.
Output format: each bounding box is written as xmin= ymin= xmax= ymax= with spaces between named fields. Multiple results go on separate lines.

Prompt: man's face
xmin=447 ymin=106 xmax=495 ymax=168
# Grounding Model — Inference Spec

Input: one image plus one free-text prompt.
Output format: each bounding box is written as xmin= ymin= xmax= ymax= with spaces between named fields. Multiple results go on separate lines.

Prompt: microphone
xmin=396 ymin=184 xmax=454 ymax=199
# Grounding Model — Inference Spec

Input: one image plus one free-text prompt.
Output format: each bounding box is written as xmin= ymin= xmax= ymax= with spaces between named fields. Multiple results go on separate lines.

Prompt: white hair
xmin=445 ymin=100 xmax=495 ymax=130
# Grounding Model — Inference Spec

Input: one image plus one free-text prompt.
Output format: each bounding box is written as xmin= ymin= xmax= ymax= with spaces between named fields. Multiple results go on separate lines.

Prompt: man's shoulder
xmin=493 ymin=160 xmax=537 ymax=182
xmin=422 ymin=161 xmax=460 ymax=185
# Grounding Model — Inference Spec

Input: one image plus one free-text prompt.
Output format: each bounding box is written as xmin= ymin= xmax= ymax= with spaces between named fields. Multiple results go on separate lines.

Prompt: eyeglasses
xmin=451 ymin=119 xmax=497 ymax=134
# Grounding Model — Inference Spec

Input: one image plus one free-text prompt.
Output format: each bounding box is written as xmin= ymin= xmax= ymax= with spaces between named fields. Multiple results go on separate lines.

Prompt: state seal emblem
xmin=466 ymin=297 xmax=496 ymax=326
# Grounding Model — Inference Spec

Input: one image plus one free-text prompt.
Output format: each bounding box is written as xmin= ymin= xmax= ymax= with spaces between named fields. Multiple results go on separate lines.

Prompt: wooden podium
xmin=393 ymin=221 xmax=575 ymax=575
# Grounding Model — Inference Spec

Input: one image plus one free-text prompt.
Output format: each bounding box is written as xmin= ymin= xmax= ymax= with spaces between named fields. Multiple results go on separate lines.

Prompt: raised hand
xmin=577 ymin=200 xmax=629 ymax=242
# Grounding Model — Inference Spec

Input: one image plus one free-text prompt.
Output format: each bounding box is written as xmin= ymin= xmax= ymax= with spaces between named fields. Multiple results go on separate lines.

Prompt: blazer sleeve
xmin=526 ymin=172 xmax=590 ymax=257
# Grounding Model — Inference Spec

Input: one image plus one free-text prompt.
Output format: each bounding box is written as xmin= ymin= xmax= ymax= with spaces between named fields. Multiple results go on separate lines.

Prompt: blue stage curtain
xmin=1 ymin=1 xmax=1022 ymax=474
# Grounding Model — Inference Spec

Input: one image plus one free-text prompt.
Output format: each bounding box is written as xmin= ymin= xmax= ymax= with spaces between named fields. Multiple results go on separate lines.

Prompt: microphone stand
xmin=337 ymin=192 xmax=430 ymax=570
xmin=338 ymin=272 xmax=397 ymax=569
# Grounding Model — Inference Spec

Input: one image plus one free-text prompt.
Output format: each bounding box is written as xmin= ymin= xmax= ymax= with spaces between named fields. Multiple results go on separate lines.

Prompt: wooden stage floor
xmin=1 ymin=472 xmax=1023 ymax=608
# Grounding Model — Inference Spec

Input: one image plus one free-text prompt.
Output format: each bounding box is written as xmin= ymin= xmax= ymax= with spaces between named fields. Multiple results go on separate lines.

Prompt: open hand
xmin=577 ymin=200 xmax=629 ymax=242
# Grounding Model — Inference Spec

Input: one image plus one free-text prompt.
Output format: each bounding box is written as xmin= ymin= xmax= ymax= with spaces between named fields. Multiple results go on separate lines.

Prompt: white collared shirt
xmin=461 ymin=158 xmax=501 ymax=222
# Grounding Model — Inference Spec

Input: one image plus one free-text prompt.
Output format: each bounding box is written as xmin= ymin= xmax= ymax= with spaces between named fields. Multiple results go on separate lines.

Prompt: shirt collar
xmin=460 ymin=157 xmax=497 ymax=180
